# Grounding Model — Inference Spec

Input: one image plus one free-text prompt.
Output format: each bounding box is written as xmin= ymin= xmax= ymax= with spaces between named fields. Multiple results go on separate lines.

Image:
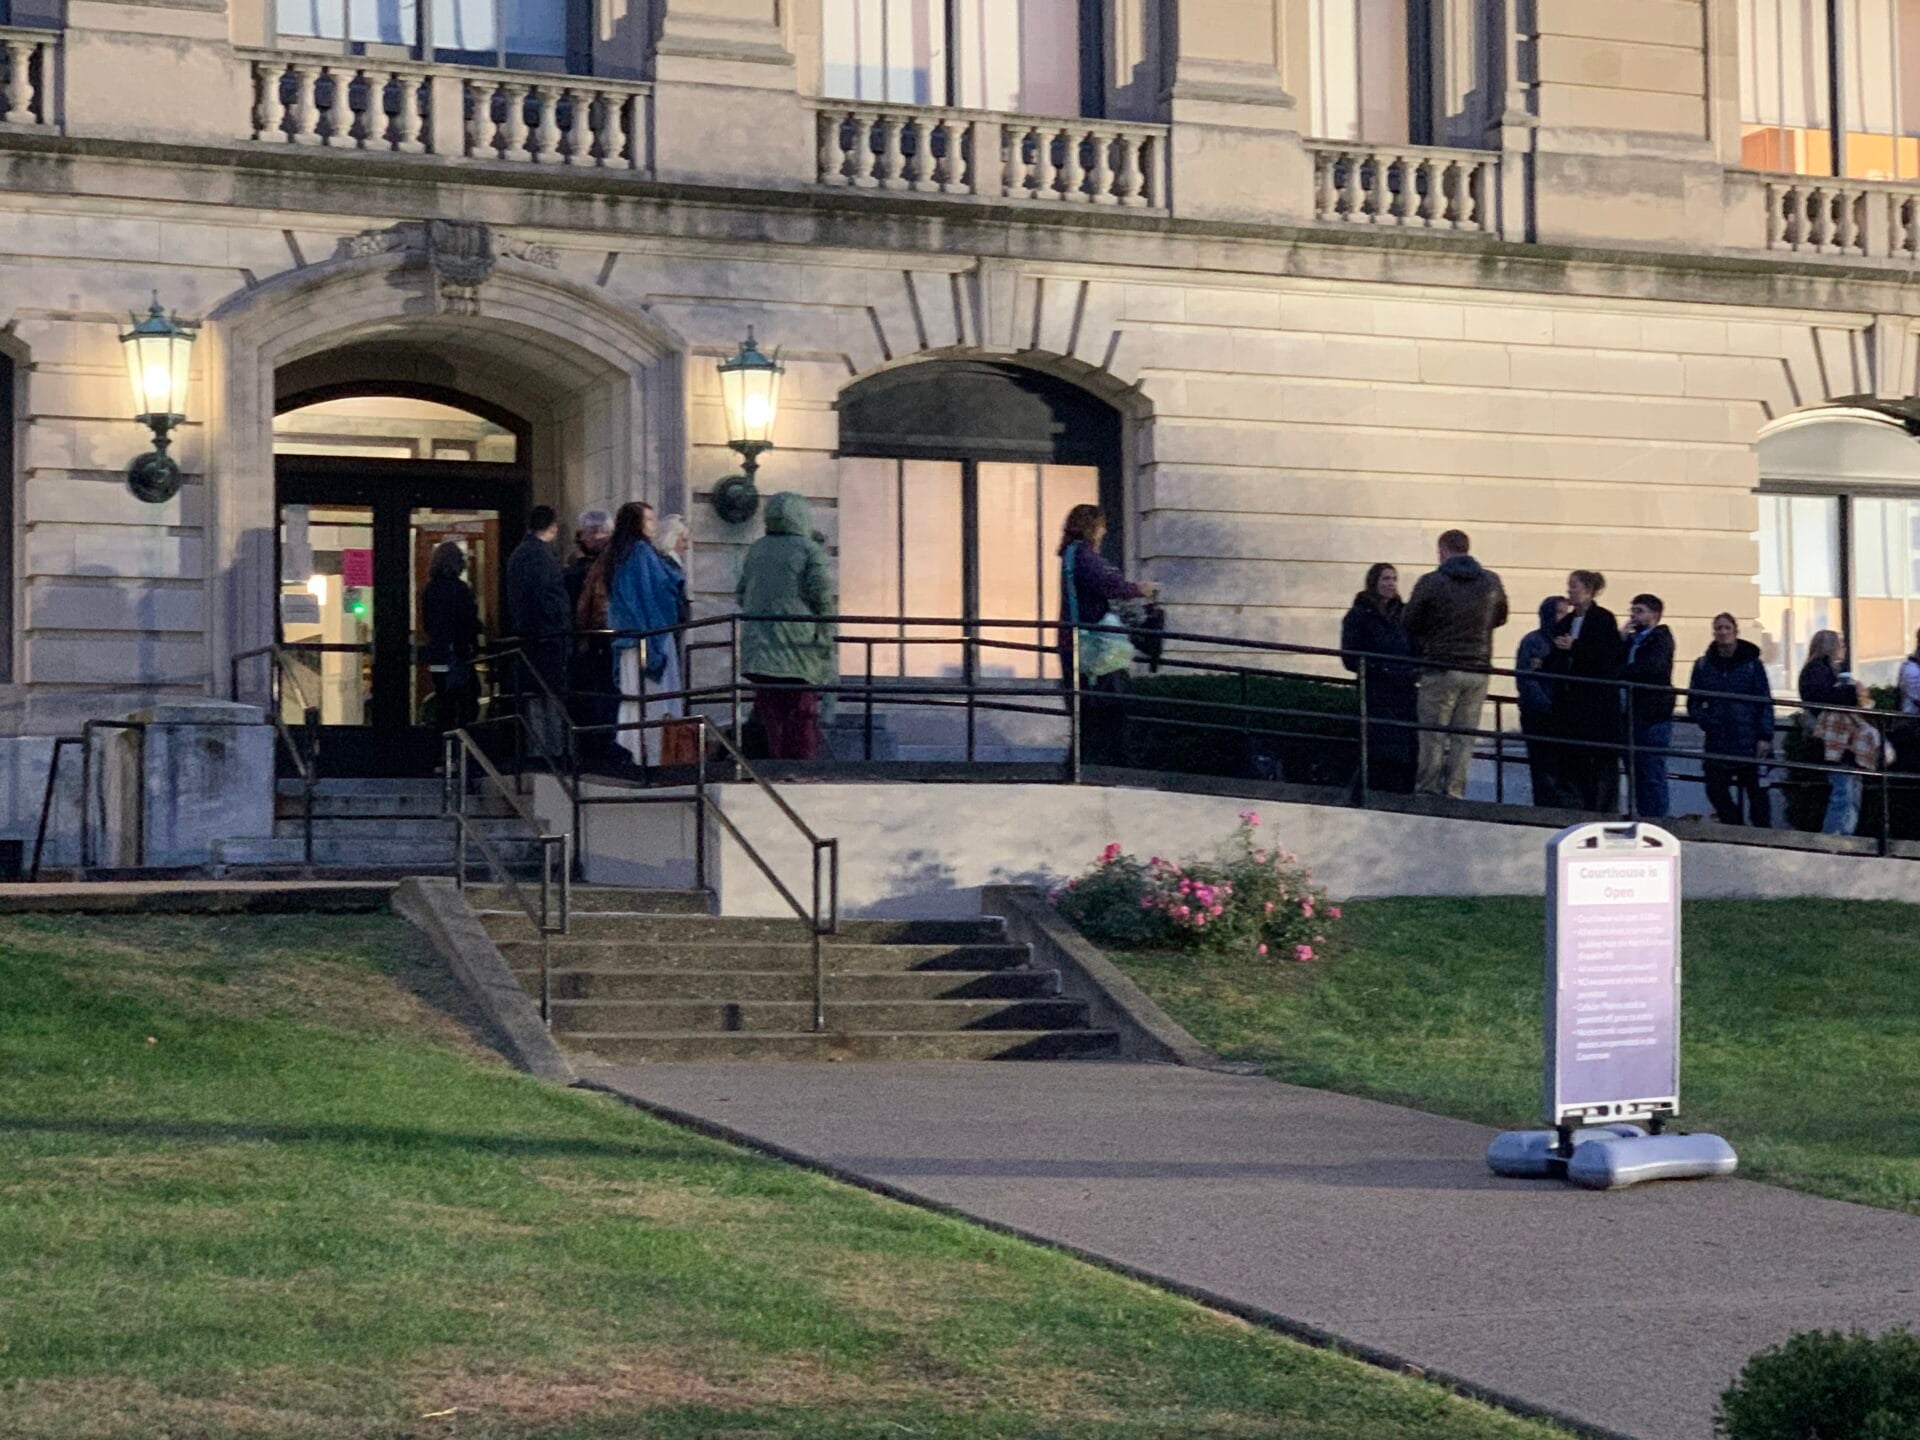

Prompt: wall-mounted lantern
xmin=119 ymin=293 xmax=197 ymax=503
xmin=710 ymin=329 xmax=784 ymax=525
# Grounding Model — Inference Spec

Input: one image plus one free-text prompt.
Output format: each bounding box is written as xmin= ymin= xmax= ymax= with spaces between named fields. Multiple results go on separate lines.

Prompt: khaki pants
xmin=1416 ymin=669 xmax=1489 ymax=798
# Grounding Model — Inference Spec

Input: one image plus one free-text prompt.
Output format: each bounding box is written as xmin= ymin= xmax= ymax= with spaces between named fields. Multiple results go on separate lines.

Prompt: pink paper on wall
xmin=342 ymin=548 xmax=373 ymax=587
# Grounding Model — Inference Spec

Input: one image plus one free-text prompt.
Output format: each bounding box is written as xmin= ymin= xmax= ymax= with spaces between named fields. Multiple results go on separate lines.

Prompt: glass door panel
xmin=409 ymin=506 xmax=503 ymax=723
xmin=1756 ymin=493 xmax=1843 ymax=691
xmin=278 ymin=502 xmax=375 ymax=727
xmin=900 ymin=460 xmax=964 ymax=677
xmin=839 ymin=457 xmax=906 ymax=679
xmin=976 ymin=462 xmax=1099 ymax=681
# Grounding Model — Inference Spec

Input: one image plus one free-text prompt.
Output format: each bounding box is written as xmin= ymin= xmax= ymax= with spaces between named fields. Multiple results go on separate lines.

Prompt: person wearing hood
xmin=1515 ymin=594 xmax=1574 ymax=807
xmin=1545 ymin=569 xmax=1625 ymax=812
xmin=1619 ymin=592 xmax=1677 ymax=819
xmin=1687 ymin=613 xmax=1774 ymax=827
xmin=1340 ymin=562 xmax=1416 ymax=794
xmin=1404 ymin=529 xmax=1509 ymax=799
xmin=594 ymin=501 xmax=686 ymax=771
xmin=736 ymin=492 xmax=836 ymax=760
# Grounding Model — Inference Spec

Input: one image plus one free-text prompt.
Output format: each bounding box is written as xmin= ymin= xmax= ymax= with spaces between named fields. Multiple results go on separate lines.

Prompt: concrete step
xmin=272 ymin=816 xmax=531 ymax=841
xmin=550 ymin=998 xmax=1090 ymax=1035
xmin=562 ymin=1028 xmax=1121 ymax=1063
xmin=518 ymin=967 xmax=1060 ymax=1003
xmin=480 ymin=914 xmax=1006 ymax=944
xmin=469 ymin=885 xmax=712 ymax=916
xmin=279 ymin=778 xmax=448 ymax=797
xmin=276 ymin=792 xmax=518 ymax=820
xmin=213 ymin=835 xmax=545 ymax=869
xmin=497 ymin=939 xmax=1033 ymax=973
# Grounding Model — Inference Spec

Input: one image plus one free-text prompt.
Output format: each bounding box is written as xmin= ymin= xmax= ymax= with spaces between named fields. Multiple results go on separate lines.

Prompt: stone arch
xmin=203 ymin=252 xmax=686 ymax=670
xmin=0 ymin=330 xmax=23 ymax=688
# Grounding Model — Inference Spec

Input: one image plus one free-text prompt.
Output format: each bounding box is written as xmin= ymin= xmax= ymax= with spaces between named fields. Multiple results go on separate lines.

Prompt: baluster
xmin=1005 ymin=122 xmax=1029 ymax=196
xmin=1833 ymin=187 xmax=1856 ymax=253
xmin=877 ymin=114 xmax=906 ymax=189
xmin=289 ymin=64 xmax=321 ymax=146
xmin=465 ymin=81 xmax=491 ymax=157
xmin=1313 ymin=150 xmax=1332 ymax=217
xmin=501 ymin=83 xmax=530 ymax=162
xmin=1033 ymin=124 xmax=1060 ymax=200
xmin=318 ymin=68 xmax=350 ymax=147
xmin=930 ymin=115 xmax=955 ymax=191
xmin=3 ymin=39 xmax=33 ymax=125
xmin=1390 ymin=154 xmax=1412 ymax=223
xmin=1782 ymin=186 xmax=1805 ymax=249
xmin=593 ymin=92 xmax=620 ymax=167
xmin=899 ymin=114 xmax=928 ymax=192
xmin=562 ymin=87 xmax=591 ymax=165
xmin=353 ymin=69 xmax=381 ymax=149
xmin=1341 ymin=150 xmax=1361 ymax=220
xmin=1904 ymin=196 xmax=1919 ymax=257
xmin=944 ymin=116 xmax=971 ymax=194
xmin=394 ymin=72 xmax=425 ymax=154
xmin=1765 ymin=183 xmax=1782 ymax=249
xmin=1474 ymin=161 xmax=1494 ymax=231
xmin=818 ymin=110 xmax=846 ymax=184
xmin=1057 ymin=126 xmax=1085 ymax=201
xmin=254 ymin=62 xmax=288 ymax=142
xmin=1116 ymin=133 xmax=1145 ymax=207
xmin=1088 ymin=128 xmax=1116 ymax=205
xmin=529 ymin=84 xmax=559 ymax=163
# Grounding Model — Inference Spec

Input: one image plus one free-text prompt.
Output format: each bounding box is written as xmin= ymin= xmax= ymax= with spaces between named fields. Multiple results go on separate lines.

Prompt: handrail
xmin=27 ymin=735 xmax=82 ymax=881
xmin=445 ymin=724 xmax=571 ymax=1025
xmin=230 ymin=642 xmax=324 ymax=867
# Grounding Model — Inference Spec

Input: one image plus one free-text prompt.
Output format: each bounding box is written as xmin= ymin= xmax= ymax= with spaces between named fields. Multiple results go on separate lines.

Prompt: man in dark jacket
xmin=1516 ymin=595 xmax=1574 ymax=807
xmin=1619 ymin=593 xmax=1676 ymax=819
xmin=1404 ymin=529 xmax=1509 ymax=799
xmin=1687 ymin=612 xmax=1774 ymax=826
xmin=563 ymin=507 xmax=614 ymax=759
xmin=504 ymin=505 xmax=571 ymax=758
xmin=1546 ymin=569 xmax=1625 ymax=811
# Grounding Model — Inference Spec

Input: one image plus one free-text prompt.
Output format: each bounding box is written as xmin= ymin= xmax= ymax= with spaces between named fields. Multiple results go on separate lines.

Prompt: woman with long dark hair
xmin=421 ymin=540 xmax=480 ymax=733
xmin=1545 ymin=569 xmax=1625 ymax=811
xmin=1340 ymin=562 xmax=1417 ymax=794
xmin=1058 ymin=504 xmax=1153 ymax=767
xmin=593 ymin=501 xmax=686 ymax=770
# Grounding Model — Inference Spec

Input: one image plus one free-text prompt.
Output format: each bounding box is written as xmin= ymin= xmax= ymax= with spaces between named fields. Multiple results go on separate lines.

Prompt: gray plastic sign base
xmin=1487 ymin=1125 xmax=1646 ymax=1179
xmin=1565 ymin=1132 xmax=1738 ymax=1190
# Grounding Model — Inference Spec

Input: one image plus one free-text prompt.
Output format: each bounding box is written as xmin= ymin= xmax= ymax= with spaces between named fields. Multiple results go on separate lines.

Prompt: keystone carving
xmin=335 ymin=221 xmax=560 ymax=314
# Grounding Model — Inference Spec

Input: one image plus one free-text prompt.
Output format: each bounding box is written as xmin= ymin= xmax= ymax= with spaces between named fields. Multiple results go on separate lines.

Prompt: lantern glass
xmin=119 ymin=297 xmax=196 ymax=424
xmin=717 ymin=333 xmax=783 ymax=450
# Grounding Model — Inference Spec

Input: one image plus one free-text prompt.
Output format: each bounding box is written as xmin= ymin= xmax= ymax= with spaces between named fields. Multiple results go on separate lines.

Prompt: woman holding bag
xmin=1057 ymin=505 xmax=1154 ymax=767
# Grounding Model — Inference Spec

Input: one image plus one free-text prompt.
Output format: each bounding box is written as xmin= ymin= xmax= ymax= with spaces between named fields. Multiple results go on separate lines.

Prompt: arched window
xmin=1757 ymin=407 xmax=1920 ymax=689
xmin=834 ymin=361 xmax=1123 ymax=680
xmin=821 ymin=0 xmax=1094 ymax=116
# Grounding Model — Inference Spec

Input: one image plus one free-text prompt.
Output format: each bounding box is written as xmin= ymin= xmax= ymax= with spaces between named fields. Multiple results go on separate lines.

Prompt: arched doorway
xmin=273 ymin=384 xmax=532 ymax=773
xmin=834 ymin=360 xmax=1124 ymax=680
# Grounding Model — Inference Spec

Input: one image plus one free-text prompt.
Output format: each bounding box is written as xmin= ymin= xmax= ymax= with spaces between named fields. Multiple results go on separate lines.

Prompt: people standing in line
xmin=1515 ymin=595 xmax=1574 ymax=807
xmin=1797 ymin=629 xmax=1854 ymax=708
xmin=1687 ymin=613 xmax=1775 ymax=827
xmin=652 ymin=513 xmax=697 ymax=766
xmin=504 ymin=504 xmax=572 ymax=759
xmin=1619 ymin=593 xmax=1676 ymax=819
xmin=1545 ymin=569 xmax=1625 ymax=812
xmin=563 ymin=508 xmax=615 ymax=761
xmin=1339 ymin=562 xmax=1417 ymax=795
xmin=421 ymin=540 xmax=480 ymax=734
xmin=593 ymin=501 xmax=686 ymax=771
xmin=1403 ymin=529 xmax=1508 ymax=800
xmin=736 ymin=492 xmax=836 ymax=761
xmin=1057 ymin=504 xmax=1155 ymax=769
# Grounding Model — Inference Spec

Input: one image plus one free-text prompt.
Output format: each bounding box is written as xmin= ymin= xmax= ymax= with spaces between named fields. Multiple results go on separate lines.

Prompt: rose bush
xmin=1048 ymin=812 xmax=1339 ymax=960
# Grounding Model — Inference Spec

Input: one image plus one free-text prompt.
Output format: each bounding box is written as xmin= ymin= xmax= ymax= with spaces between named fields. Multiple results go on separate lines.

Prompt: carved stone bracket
xmin=335 ymin=221 xmax=560 ymax=314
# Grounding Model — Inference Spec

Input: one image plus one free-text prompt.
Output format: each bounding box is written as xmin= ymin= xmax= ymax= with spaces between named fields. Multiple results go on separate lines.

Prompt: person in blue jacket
xmin=598 ymin=501 xmax=686 ymax=770
xmin=1687 ymin=612 xmax=1775 ymax=826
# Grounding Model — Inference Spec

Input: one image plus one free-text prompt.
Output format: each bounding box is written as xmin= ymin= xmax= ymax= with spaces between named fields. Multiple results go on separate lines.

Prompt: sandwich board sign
xmin=1545 ymin=821 xmax=1680 ymax=1128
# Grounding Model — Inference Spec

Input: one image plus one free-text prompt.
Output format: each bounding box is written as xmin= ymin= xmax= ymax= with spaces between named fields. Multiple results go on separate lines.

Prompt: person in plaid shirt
xmin=1811 ymin=677 xmax=1894 ymax=837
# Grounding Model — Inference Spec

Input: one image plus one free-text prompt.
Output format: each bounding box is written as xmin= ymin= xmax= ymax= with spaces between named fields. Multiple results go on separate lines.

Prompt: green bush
xmin=1123 ymin=672 xmax=1360 ymax=786
xmin=1717 ymin=1328 xmax=1920 ymax=1439
xmin=1049 ymin=813 xmax=1341 ymax=962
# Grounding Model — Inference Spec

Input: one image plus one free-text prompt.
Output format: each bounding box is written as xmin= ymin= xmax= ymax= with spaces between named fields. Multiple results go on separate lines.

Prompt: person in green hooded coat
xmin=736 ymin=492 xmax=836 ymax=759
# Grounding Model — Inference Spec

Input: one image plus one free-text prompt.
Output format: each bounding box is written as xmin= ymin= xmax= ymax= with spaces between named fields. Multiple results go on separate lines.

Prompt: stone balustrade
xmin=246 ymin=53 xmax=649 ymax=169
xmin=1762 ymin=177 xmax=1920 ymax=259
xmin=817 ymin=104 xmax=1168 ymax=208
xmin=1307 ymin=141 xmax=1498 ymax=232
xmin=0 ymin=27 xmax=56 ymax=128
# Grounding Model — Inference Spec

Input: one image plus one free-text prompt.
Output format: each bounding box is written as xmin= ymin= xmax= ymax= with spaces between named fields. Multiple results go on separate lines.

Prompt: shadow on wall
xmin=860 ymin=851 xmax=1056 ymax=919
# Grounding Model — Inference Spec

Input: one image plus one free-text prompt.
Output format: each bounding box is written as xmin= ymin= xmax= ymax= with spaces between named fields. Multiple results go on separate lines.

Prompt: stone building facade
xmin=3 ymin=0 xmax=1920 ymax=834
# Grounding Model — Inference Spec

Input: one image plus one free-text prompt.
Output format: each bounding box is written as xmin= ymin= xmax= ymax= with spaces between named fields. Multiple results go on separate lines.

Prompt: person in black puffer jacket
xmin=1687 ymin=613 xmax=1775 ymax=826
xmin=1341 ymin=562 xmax=1417 ymax=794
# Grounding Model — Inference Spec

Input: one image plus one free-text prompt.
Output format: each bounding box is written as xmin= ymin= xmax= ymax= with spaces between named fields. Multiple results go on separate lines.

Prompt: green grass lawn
xmin=0 ymin=912 xmax=1564 ymax=1440
xmin=1111 ymin=898 xmax=1920 ymax=1215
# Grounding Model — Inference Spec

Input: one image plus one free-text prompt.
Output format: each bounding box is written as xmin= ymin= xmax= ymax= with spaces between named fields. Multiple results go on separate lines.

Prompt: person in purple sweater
xmin=1057 ymin=504 xmax=1155 ymax=766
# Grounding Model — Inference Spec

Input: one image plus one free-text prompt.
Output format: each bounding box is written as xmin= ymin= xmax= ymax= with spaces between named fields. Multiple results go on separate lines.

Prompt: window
xmin=1310 ymin=0 xmax=1413 ymax=142
xmin=822 ymin=0 xmax=1089 ymax=115
xmin=838 ymin=458 xmax=1098 ymax=678
xmin=275 ymin=0 xmax=576 ymax=70
xmin=273 ymin=395 xmax=519 ymax=462
xmin=1739 ymin=0 xmax=1920 ymax=179
xmin=1757 ymin=410 xmax=1920 ymax=690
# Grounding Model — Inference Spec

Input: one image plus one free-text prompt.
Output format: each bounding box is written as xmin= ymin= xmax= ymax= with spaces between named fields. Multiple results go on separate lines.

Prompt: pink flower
xmin=1210 ymin=904 xmax=1224 ymax=917
xmin=1174 ymin=905 xmax=1189 ymax=920
xmin=1179 ymin=880 xmax=1193 ymax=895
xmin=1329 ymin=906 xmax=1343 ymax=920
xmin=1196 ymin=915 xmax=1208 ymax=927
xmin=1239 ymin=810 xmax=1261 ymax=827
xmin=1264 ymin=901 xmax=1274 ymax=915
xmin=1139 ymin=897 xmax=1154 ymax=909
xmin=1257 ymin=944 xmax=1269 ymax=956
xmin=1301 ymin=901 xmax=1314 ymax=918
xmin=1101 ymin=842 xmax=1122 ymax=864
xmin=1254 ymin=850 xmax=1268 ymax=864
xmin=1294 ymin=944 xmax=1315 ymax=962
xmin=1313 ymin=934 xmax=1325 ymax=943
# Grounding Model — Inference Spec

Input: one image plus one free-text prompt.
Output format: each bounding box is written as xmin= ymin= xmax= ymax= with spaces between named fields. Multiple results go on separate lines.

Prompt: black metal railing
xmin=229 ymin=641 xmax=336 ymax=866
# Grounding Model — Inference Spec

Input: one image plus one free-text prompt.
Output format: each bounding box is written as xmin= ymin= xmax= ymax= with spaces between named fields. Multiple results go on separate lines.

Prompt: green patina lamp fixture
xmin=119 ymin=292 xmax=198 ymax=504
xmin=711 ymin=328 xmax=784 ymax=525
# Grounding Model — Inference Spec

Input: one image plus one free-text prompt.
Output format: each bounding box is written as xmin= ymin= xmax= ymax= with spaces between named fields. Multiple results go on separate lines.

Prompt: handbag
xmin=659 ymin=718 xmax=701 ymax=767
xmin=1064 ymin=544 xmax=1133 ymax=680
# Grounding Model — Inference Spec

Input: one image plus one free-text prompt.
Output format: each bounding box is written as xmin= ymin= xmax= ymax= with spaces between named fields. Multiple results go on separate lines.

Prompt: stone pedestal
xmin=116 ymin=700 xmax=275 ymax=868
xmin=649 ymin=0 xmax=815 ymax=190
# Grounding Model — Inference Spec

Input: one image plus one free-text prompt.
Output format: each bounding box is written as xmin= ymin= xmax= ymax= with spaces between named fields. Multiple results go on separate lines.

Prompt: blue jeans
xmin=1824 ymin=772 xmax=1862 ymax=836
xmin=1630 ymin=721 xmax=1673 ymax=819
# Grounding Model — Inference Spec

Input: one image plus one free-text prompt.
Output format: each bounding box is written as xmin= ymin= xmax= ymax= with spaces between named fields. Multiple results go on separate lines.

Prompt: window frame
xmin=269 ymin=0 xmax=588 ymax=74
xmin=1739 ymin=0 xmax=1920 ymax=178
xmin=821 ymin=0 xmax=1107 ymax=118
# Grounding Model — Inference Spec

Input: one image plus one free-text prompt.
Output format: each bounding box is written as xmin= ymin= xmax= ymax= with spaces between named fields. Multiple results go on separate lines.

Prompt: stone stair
xmin=467 ymin=885 xmax=1119 ymax=1062
xmin=212 ymin=779 xmax=547 ymax=874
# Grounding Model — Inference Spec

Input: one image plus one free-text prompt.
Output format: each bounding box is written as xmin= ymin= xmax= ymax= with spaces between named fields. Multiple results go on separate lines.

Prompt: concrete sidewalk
xmin=584 ymin=1061 xmax=1920 ymax=1440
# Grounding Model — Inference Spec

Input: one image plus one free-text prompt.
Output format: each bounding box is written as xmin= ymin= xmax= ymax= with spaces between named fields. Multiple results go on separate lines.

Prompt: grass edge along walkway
xmin=0 ymin=910 xmax=1568 ymax=1440
xmin=1102 ymin=896 xmax=1920 ymax=1217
